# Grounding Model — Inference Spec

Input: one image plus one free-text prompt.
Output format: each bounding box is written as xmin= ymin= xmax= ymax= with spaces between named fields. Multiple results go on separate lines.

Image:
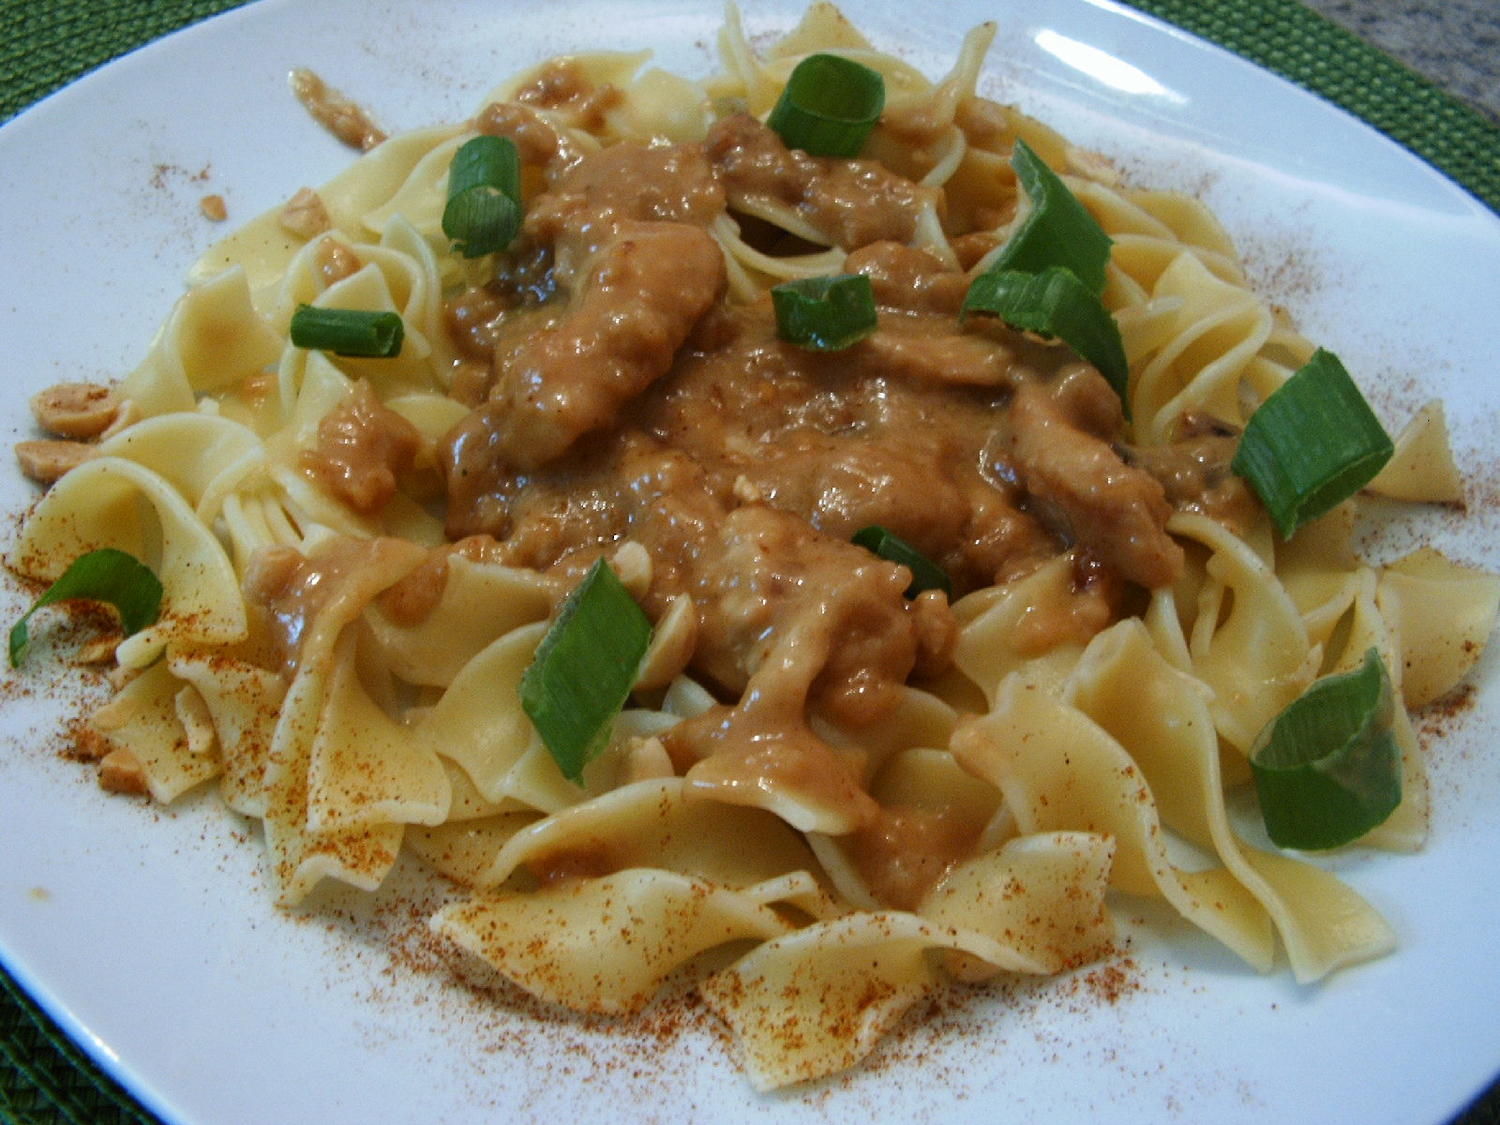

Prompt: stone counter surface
xmin=1305 ymin=0 xmax=1500 ymax=121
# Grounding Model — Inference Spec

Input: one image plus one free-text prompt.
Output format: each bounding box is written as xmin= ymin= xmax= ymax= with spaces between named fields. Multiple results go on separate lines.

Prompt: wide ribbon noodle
xmin=9 ymin=1 xmax=1499 ymax=1089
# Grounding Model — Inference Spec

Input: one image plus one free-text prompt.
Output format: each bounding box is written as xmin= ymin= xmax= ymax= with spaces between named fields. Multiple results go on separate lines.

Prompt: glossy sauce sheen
xmin=307 ymin=72 xmax=1242 ymax=904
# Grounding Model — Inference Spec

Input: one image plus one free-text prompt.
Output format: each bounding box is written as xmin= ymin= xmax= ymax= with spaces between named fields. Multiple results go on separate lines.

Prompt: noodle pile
xmin=8 ymin=3 xmax=1497 ymax=1089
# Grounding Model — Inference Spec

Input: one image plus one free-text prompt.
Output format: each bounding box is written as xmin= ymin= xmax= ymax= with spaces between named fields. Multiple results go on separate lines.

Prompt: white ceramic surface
xmin=1 ymin=2 xmax=1497 ymax=1122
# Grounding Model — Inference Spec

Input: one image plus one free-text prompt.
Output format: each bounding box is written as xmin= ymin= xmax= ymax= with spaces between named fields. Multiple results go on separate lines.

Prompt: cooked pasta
xmin=8 ymin=2 xmax=1498 ymax=1090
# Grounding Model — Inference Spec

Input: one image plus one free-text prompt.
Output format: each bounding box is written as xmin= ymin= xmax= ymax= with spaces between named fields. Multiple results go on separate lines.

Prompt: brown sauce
xmin=302 ymin=380 xmax=420 ymax=515
xmin=255 ymin=83 xmax=1248 ymax=910
xmin=848 ymin=804 xmax=982 ymax=911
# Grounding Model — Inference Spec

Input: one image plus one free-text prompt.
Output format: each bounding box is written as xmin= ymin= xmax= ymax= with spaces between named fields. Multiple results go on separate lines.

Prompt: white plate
xmin=1 ymin=2 xmax=1497 ymax=1122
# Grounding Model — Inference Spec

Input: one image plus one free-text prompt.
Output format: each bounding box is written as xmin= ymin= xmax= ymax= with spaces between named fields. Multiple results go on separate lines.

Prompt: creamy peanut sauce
xmin=245 ymin=536 xmax=427 ymax=674
xmin=301 ymin=380 xmax=420 ymax=515
xmin=283 ymin=79 xmax=1247 ymax=906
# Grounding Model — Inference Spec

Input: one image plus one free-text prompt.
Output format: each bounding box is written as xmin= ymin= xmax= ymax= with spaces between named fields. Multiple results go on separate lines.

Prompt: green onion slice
xmin=852 ymin=526 xmax=952 ymax=600
xmin=444 ymin=187 xmax=520 ymax=258
xmin=9 ymin=548 xmax=163 ymax=667
xmin=1250 ymin=648 xmax=1401 ymax=850
xmin=766 ymin=53 xmax=885 ymax=158
xmin=985 ymin=138 xmax=1113 ymax=296
xmin=962 ymin=266 xmax=1128 ymax=400
xmin=289 ymin=304 xmax=405 ymax=358
xmin=443 ymin=135 xmax=522 ymax=257
xmin=772 ymin=274 xmax=878 ymax=352
xmin=449 ymin=134 xmax=521 ymax=201
xmin=1230 ymin=348 xmax=1394 ymax=539
xmin=520 ymin=557 xmax=654 ymax=784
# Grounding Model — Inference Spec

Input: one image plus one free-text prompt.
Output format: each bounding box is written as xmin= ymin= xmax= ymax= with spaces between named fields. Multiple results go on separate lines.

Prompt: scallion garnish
xmin=1250 ymin=648 xmax=1401 ymax=850
xmin=1230 ymin=348 xmax=1394 ymax=539
xmin=520 ymin=557 xmax=654 ymax=784
xmin=961 ymin=140 xmax=1126 ymax=404
xmin=766 ymin=53 xmax=885 ymax=158
xmin=851 ymin=526 xmax=952 ymax=600
xmin=771 ymin=274 xmax=878 ymax=352
xmin=289 ymin=304 xmax=405 ymax=358
xmin=984 ymin=138 xmax=1113 ymax=297
xmin=962 ymin=266 xmax=1128 ymax=399
xmin=9 ymin=548 xmax=163 ymax=667
xmin=443 ymin=134 xmax=522 ymax=258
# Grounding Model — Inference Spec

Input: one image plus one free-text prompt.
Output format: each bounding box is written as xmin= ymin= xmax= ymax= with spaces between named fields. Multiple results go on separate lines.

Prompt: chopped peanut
xmin=15 ymin=439 xmax=93 ymax=483
xmin=610 ymin=540 xmax=653 ymax=599
xmin=200 ymin=193 xmax=228 ymax=221
xmin=289 ymin=69 xmax=387 ymax=151
xmin=314 ymin=236 xmax=362 ymax=285
xmin=30 ymin=382 xmax=119 ymax=438
xmin=74 ymin=638 xmax=121 ymax=665
xmin=634 ymin=593 xmax=697 ymax=691
xmin=280 ymin=186 xmax=332 ymax=239
xmin=98 ymin=747 xmax=149 ymax=796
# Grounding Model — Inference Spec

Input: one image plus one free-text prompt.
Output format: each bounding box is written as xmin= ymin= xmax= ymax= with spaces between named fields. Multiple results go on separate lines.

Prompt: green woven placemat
xmin=1 ymin=3 xmax=1497 ymax=1125
xmin=1131 ymin=0 xmax=1500 ymax=212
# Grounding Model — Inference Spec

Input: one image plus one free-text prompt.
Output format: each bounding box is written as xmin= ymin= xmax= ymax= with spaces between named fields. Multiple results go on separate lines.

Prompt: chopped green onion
xmin=852 ymin=526 xmax=952 ymax=600
xmin=444 ymin=188 xmax=520 ymax=258
xmin=1230 ymin=348 xmax=1394 ymax=539
xmin=962 ymin=266 xmax=1128 ymax=400
xmin=766 ymin=53 xmax=885 ymax=158
xmin=289 ymin=304 xmax=405 ymax=358
xmin=9 ymin=548 xmax=163 ymax=667
xmin=443 ymin=135 xmax=522 ymax=257
xmin=1250 ymin=648 xmax=1401 ymax=850
xmin=985 ymin=139 xmax=1113 ymax=297
xmin=772 ymin=274 xmax=878 ymax=351
xmin=521 ymin=557 xmax=654 ymax=784
xmin=449 ymin=134 xmax=521 ymax=201
xmin=961 ymin=141 xmax=1125 ymax=403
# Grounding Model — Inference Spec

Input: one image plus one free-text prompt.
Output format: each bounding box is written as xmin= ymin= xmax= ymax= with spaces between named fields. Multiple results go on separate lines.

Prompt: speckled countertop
xmin=1304 ymin=0 xmax=1500 ymax=121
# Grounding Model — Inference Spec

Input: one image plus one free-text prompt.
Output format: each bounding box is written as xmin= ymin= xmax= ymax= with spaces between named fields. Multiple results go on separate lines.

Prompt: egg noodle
xmin=9 ymin=3 xmax=1499 ymax=1089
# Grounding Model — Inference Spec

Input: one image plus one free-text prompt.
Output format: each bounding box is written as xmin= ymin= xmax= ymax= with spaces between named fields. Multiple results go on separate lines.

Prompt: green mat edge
xmin=1130 ymin=0 xmax=1500 ymax=214
xmin=1 ymin=1 xmax=1498 ymax=1123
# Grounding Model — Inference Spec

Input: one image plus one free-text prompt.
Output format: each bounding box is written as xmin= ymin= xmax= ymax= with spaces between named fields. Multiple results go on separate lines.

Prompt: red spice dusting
xmin=1418 ymin=682 xmax=1477 ymax=739
xmin=1080 ymin=958 xmax=1140 ymax=1005
xmin=63 ymin=716 xmax=110 ymax=762
xmin=149 ymin=162 xmax=214 ymax=190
